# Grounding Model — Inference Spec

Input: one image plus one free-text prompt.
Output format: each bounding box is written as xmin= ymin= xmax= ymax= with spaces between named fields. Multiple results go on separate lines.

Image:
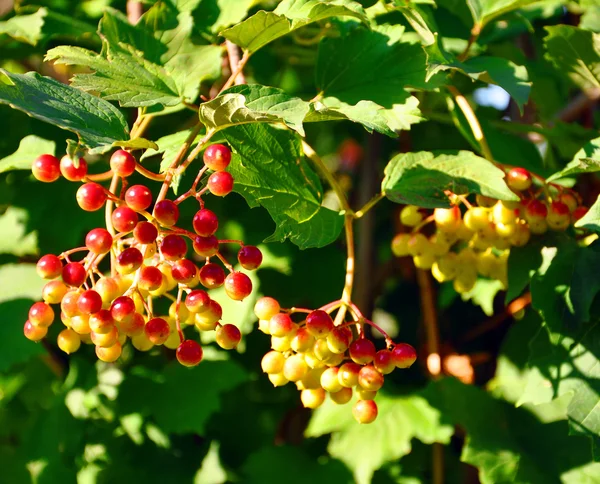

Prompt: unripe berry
xmin=238 ymin=246 xmax=262 ymax=270
xmin=42 ymin=280 xmax=68 ymax=304
xmin=400 ymin=205 xmax=422 ymax=227
xmin=131 ymin=332 xmax=154 ymax=351
xmin=320 ymin=367 xmax=343 ymax=393
xmin=60 ymin=155 xmax=87 ymax=181
xmin=301 ymin=388 xmax=326 ymax=409
xmin=118 ymin=311 xmax=145 ymax=336
xmin=290 ymin=327 xmax=315 ymax=352
xmin=305 ymin=310 xmax=334 ymax=338
xmin=463 ymin=207 xmax=490 ymax=231
xmin=524 ymin=200 xmax=548 ymax=223
xmin=330 ymin=387 xmax=353 ymax=405
xmin=392 ymin=343 xmax=417 ymax=368
xmin=77 ymin=183 xmax=107 ymax=211
xmin=492 ymin=201 xmax=518 ymax=225
xmin=356 ymin=386 xmax=377 ymax=401
xmin=134 ymin=221 xmax=158 ymax=244
xmin=203 ymin=144 xmax=231 ymax=171
xmin=110 ymin=150 xmax=137 ymax=177
xmin=195 ymin=300 xmax=222 ymax=330
xmin=96 ymin=342 xmax=122 ymax=362
xmin=37 ymin=254 xmax=63 ymax=279
xmin=198 ymin=263 xmax=225 ymax=289
xmin=85 ymin=228 xmax=113 ymax=254
xmin=32 ymin=154 xmax=61 ymax=182
xmin=268 ymin=372 xmax=289 ymax=387
xmin=313 ymin=338 xmax=333 ymax=361
xmin=261 ymin=350 xmax=285 ymax=374
xmin=176 ymin=340 xmax=203 ymax=366
xmin=254 ymin=297 xmax=280 ymax=320
xmin=358 ymin=365 xmax=384 ymax=391
xmin=374 ymin=349 xmax=395 ymax=374
xmin=61 ymin=290 xmax=82 ymax=318
xmin=153 ymin=200 xmax=179 ymax=227
xmin=24 ymin=320 xmax=47 ymax=341
xmin=207 ymin=171 xmax=234 ymax=196
xmin=269 ymin=313 xmax=295 ymax=337
xmin=407 ymin=232 xmax=428 ymax=256
xmin=338 ymin=362 xmax=361 ymax=387
xmin=391 ymin=233 xmax=410 ymax=257
xmin=125 ymin=185 xmax=153 ymax=211
xmin=224 ymin=271 xmax=252 ymax=300
xmin=300 ymin=367 xmax=326 ymax=390
xmin=271 ymin=334 xmax=293 ymax=352
xmin=283 ymin=354 xmax=308 ymax=381
xmin=29 ymin=302 xmax=54 ymax=327
xmin=326 ymin=327 xmax=352 ymax=354
xmin=145 ymin=317 xmax=170 ymax=345
xmin=57 ymin=328 xmax=81 ymax=354
xmin=112 ymin=206 xmax=138 ymax=233
xmin=70 ymin=314 xmax=91 ymax=334
xmin=89 ymin=309 xmax=115 ymax=334
xmin=62 ymin=262 xmax=87 ymax=287
xmin=509 ymin=223 xmax=531 ymax=247
xmin=573 ymin=206 xmax=588 ymax=221
xmin=353 ymin=399 xmax=378 ymax=424
xmin=547 ymin=201 xmax=570 ymax=231
xmin=160 ymin=234 xmax=187 ymax=260
xmin=185 ymin=290 xmax=211 ymax=313
xmin=95 ymin=277 xmax=120 ymax=306
xmin=349 ymin=338 xmax=376 ymax=364
xmin=434 ymin=206 xmax=461 ymax=232
xmin=193 ymin=235 xmax=219 ymax=257
xmin=90 ymin=326 xmax=119 ymax=347
xmin=507 ymin=167 xmax=532 ymax=191
xmin=215 ymin=324 xmax=241 ymax=350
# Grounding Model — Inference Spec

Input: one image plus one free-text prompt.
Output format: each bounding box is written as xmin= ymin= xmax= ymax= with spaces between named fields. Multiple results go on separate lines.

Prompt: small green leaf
xmin=0 ymin=70 xmax=129 ymax=154
xmin=461 ymin=278 xmax=504 ymax=316
xmin=199 ymin=85 xmax=310 ymax=135
xmin=0 ymin=8 xmax=47 ymax=46
xmin=396 ymin=5 xmax=436 ymax=45
xmin=506 ymin=243 xmax=544 ymax=304
xmin=112 ymin=138 xmax=159 ymax=151
xmin=466 ymin=0 xmax=541 ymax=29
xmin=575 ymin=195 xmax=600 ymax=231
xmin=382 ymin=150 xmax=518 ymax=208
xmin=545 ymin=25 xmax=600 ymax=90
xmin=223 ymin=124 xmax=344 ymax=249
xmin=0 ymin=135 xmax=55 ymax=173
xmin=193 ymin=0 xmax=255 ymax=34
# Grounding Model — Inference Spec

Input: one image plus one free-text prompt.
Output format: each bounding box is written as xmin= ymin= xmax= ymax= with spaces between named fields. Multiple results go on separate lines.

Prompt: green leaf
xmin=193 ymin=0 xmax=255 ymax=34
xmin=0 ymin=8 xmax=47 ymax=46
xmin=223 ymin=124 xmax=344 ymax=249
xmin=461 ymin=278 xmax=504 ymax=316
xmin=506 ymin=242 xmax=543 ymax=304
xmin=305 ymin=394 xmax=453 ymax=484
xmin=112 ymin=138 xmax=159 ymax=151
xmin=575 ymin=195 xmax=600 ymax=231
xmin=547 ymin=136 xmax=600 ymax=182
xmin=220 ymin=0 xmax=368 ymax=53
xmin=466 ymin=0 xmax=541 ymax=29
xmin=0 ymin=135 xmax=55 ymax=173
xmin=199 ymin=85 xmax=309 ymax=135
xmin=544 ymin=25 xmax=600 ymax=90
xmin=0 ymin=207 xmax=38 ymax=256
xmin=165 ymin=44 xmax=222 ymax=102
xmin=0 ymin=70 xmax=129 ymax=154
xmin=396 ymin=5 xmax=436 ymax=45
xmin=381 ymin=150 xmax=519 ymax=208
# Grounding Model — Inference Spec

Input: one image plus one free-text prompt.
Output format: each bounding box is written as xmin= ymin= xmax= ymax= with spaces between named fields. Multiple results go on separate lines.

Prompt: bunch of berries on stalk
xmin=391 ymin=167 xmax=588 ymax=293
xmin=254 ymin=296 xmax=417 ymax=424
xmin=26 ymin=144 xmax=263 ymax=366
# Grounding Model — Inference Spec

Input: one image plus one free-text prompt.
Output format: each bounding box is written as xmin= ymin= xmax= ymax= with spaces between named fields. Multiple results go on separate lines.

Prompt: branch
xmin=225 ymin=40 xmax=246 ymax=85
xmin=126 ymin=0 xmax=143 ymax=24
xmin=555 ymin=88 xmax=600 ymax=123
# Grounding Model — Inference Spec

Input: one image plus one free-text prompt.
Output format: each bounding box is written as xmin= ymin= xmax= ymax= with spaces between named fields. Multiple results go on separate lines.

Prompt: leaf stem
xmin=221 ymin=49 xmax=250 ymax=92
xmin=354 ymin=192 xmax=384 ymax=219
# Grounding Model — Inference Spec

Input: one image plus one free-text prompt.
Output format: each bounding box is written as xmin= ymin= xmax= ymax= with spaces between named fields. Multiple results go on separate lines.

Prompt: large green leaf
xmin=223 ymin=124 xmax=344 ymax=249
xmin=220 ymin=0 xmax=368 ymax=53
xmin=0 ymin=70 xmax=129 ymax=154
xmin=575 ymin=195 xmax=600 ymax=232
xmin=305 ymin=394 xmax=453 ymax=484
xmin=544 ymin=25 xmax=600 ymax=90
xmin=381 ymin=150 xmax=518 ymax=208
xmin=0 ymin=207 xmax=38 ymax=256
xmin=193 ymin=0 xmax=255 ymax=34
xmin=547 ymin=136 xmax=600 ymax=182
xmin=466 ymin=0 xmax=541 ymax=29
xmin=506 ymin=242 xmax=544 ymax=304
xmin=0 ymin=135 xmax=55 ymax=173
xmin=198 ymin=85 xmax=310 ymax=135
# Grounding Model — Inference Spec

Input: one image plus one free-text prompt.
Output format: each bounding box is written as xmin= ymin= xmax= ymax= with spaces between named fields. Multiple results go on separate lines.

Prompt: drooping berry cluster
xmin=391 ymin=167 xmax=588 ymax=293
xmin=254 ymin=297 xmax=417 ymax=424
xmin=26 ymin=145 xmax=261 ymax=366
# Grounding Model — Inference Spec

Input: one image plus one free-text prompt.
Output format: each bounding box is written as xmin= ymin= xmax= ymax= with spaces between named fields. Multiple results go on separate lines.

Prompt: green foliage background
xmin=1 ymin=0 xmax=600 ymax=483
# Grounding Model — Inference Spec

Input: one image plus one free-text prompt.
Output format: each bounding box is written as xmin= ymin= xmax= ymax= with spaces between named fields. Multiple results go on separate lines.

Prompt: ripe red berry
xmin=224 ymin=271 xmax=252 ymax=300
xmin=352 ymin=399 xmax=378 ymax=424
xmin=185 ymin=290 xmax=211 ymax=313
xmin=160 ymin=234 xmax=187 ymax=260
xmin=374 ymin=349 xmax=395 ymax=374
xmin=89 ymin=309 xmax=115 ymax=334
xmin=153 ymin=200 xmax=179 ymax=227
xmin=215 ymin=324 xmax=241 ymax=350
xmin=85 ymin=228 xmax=113 ymax=254
xmin=207 ymin=171 xmax=234 ymax=197
xmin=203 ymin=144 xmax=231 ymax=171
xmin=171 ymin=258 xmax=198 ymax=284
xmin=392 ymin=343 xmax=417 ymax=368
xmin=32 ymin=154 xmax=60 ymax=182
xmin=573 ymin=206 xmax=588 ymax=221
xmin=24 ymin=320 xmax=48 ymax=341
xmin=193 ymin=235 xmax=219 ymax=257
xmin=198 ymin=263 xmax=226 ymax=289
xmin=125 ymin=185 xmax=153 ymax=211
xmin=29 ymin=302 xmax=54 ymax=327
xmin=62 ymin=262 xmax=87 ymax=287
xmin=110 ymin=150 xmax=136 ymax=177
xmin=77 ymin=290 xmax=103 ymax=315
xmin=525 ymin=199 xmax=548 ymax=221
xmin=176 ymin=340 xmax=203 ymax=367
xmin=349 ymin=338 xmax=376 ymax=364
xmin=36 ymin=254 xmax=63 ymax=279
xmin=60 ymin=155 xmax=88 ymax=181
xmin=138 ymin=266 xmax=164 ymax=291
xmin=507 ymin=167 xmax=532 ymax=191
xmin=145 ymin=317 xmax=170 ymax=345
xmin=111 ymin=296 xmax=136 ymax=323
xmin=305 ymin=310 xmax=334 ymax=338
xmin=238 ymin=246 xmax=262 ymax=270
xmin=133 ymin=221 xmax=158 ymax=244
xmin=192 ymin=209 xmax=218 ymax=236
xmin=77 ymin=183 xmax=108 ymax=211
xmin=116 ymin=247 xmax=144 ymax=274
xmin=111 ymin=206 xmax=139 ymax=233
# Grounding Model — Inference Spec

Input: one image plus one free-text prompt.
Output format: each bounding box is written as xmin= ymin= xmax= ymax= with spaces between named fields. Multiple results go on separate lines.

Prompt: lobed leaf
xmin=0 ymin=135 xmax=55 ymax=173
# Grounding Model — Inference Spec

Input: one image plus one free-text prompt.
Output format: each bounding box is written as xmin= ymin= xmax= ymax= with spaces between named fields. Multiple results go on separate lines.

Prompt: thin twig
xmin=225 ymin=40 xmax=246 ymax=85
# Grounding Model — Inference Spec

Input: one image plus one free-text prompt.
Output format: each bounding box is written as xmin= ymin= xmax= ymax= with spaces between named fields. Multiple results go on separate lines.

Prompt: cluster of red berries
xmin=391 ymin=167 xmax=588 ymax=293
xmin=254 ymin=297 xmax=417 ymax=423
xmin=26 ymin=144 xmax=262 ymax=366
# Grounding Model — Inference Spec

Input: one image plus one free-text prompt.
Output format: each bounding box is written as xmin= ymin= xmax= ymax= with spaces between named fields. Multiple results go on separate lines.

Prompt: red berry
xmin=61 ymin=290 xmax=82 ymax=318
xmin=32 ymin=154 xmax=60 ymax=182
xmin=111 ymin=296 xmax=136 ymax=323
xmin=110 ymin=150 xmax=136 ymax=177
xmin=133 ymin=221 xmax=158 ymax=244
xmin=119 ymin=311 xmax=145 ymax=336
xmin=116 ymin=247 xmax=143 ymax=274
xmin=269 ymin=313 xmax=295 ymax=337
xmin=192 ymin=209 xmax=218 ymax=236
xmin=145 ymin=317 xmax=170 ymax=345
xmin=358 ymin=364 xmax=384 ymax=391
xmin=160 ymin=234 xmax=187 ymax=260
xmin=24 ymin=320 xmax=48 ymax=341
xmin=198 ymin=263 xmax=225 ymax=289
xmin=193 ymin=235 xmax=219 ymax=257
xmin=138 ymin=266 xmax=164 ymax=291
xmin=89 ymin=309 xmax=115 ymax=334
xmin=153 ymin=200 xmax=179 ymax=227
xmin=224 ymin=271 xmax=252 ymax=300
xmin=215 ymin=324 xmax=241 ymax=349
xmin=574 ymin=206 xmax=588 ymax=221
xmin=207 ymin=171 xmax=233 ymax=197
xmin=172 ymin=258 xmax=198 ymax=284
xmin=392 ymin=343 xmax=417 ymax=368
xmin=77 ymin=183 xmax=108 ymax=211
xmin=125 ymin=185 xmax=153 ymax=211
xmin=185 ymin=290 xmax=211 ymax=313
xmin=549 ymin=201 xmax=570 ymax=216
xmin=525 ymin=199 xmax=548 ymax=220
xmin=62 ymin=262 xmax=87 ymax=287
xmin=36 ymin=254 xmax=63 ymax=279
xmin=112 ymin=206 xmax=139 ymax=233
xmin=177 ymin=340 xmax=203 ymax=367
xmin=60 ymin=155 xmax=87 ymax=181
xmin=305 ymin=310 xmax=334 ymax=338
xmin=349 ymin=338 xmax=376 ymax=364
xmin=29 ymin=302 xmax=54 ymax=327
xmin=203 ymin=144 xmax=231 ymax=171
xmin=77 ymin=290 xmax=103 ymax=315
xmin=352 ymin=399 xmax=378 ymax=424
xmin=374 ymin=349 xmax=395 ymax=374
xmin=238 ymin=246 xmax=262 ymax=270
xmin=85 ymin=228 xmax=113 ymax=254
xmin=507 ymin=167 xmax=532 ymax=191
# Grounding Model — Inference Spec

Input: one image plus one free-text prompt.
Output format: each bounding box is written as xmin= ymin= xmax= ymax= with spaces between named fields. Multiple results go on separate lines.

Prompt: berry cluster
xmin=254 ymin=297 xmax=417 ymax=424
xmin=26 ymin=144 xmax=261 ymax=366
xmin=391 ymin=167 xmax=588 ymax=293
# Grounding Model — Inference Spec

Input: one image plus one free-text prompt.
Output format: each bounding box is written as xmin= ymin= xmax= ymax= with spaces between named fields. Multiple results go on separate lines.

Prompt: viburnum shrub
xmin=2 ymin=0 xmax=600 ymax=481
